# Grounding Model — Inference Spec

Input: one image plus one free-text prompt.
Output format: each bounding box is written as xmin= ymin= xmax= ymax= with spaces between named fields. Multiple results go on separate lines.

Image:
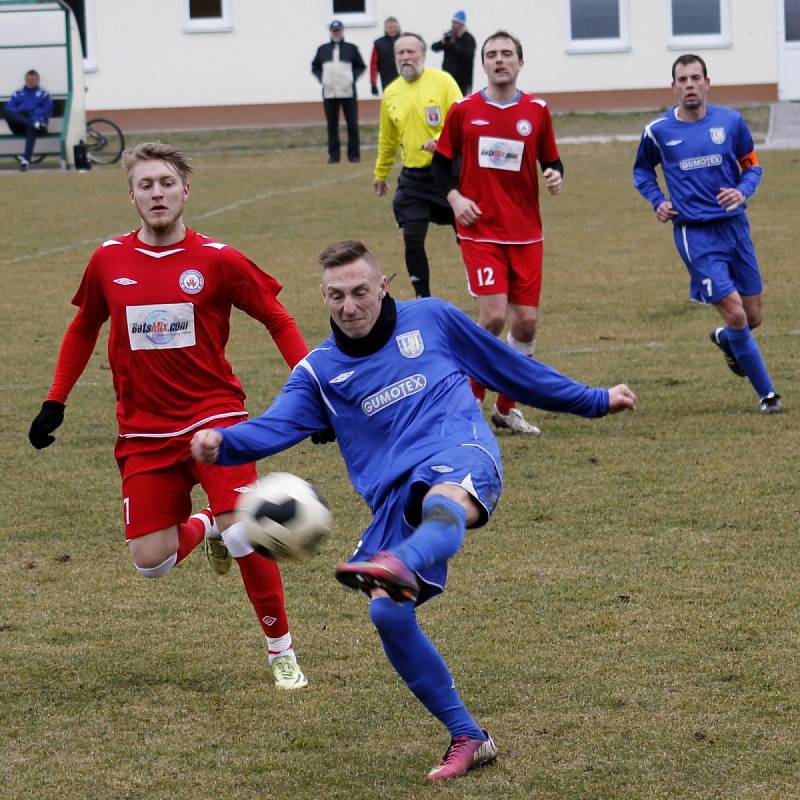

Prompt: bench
xmin=0 ymin=96 xmax=67 ymax=160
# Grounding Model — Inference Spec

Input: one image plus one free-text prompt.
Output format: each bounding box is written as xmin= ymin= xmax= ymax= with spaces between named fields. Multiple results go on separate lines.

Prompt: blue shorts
xmin=347 ymin=444 xmax=502 ymax=604
xmin=673 ymin=214 xmax=762 ymax=304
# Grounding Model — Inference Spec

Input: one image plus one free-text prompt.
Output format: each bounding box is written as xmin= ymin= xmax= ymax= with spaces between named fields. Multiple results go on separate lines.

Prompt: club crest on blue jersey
xmin=516 ymin=119 xmax=532 ymax=136
xmin=179 ymin=269 xmax=204 ymax=294
xmin=425 ymin=106 xmax=442 ymax=127
xmin=710 ymin=127 xmax=726 ymax=145
xmin=396 ymin=330 xmax=424 ymax=358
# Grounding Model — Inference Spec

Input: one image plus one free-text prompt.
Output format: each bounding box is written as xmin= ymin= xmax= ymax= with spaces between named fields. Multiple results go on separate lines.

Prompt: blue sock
xmin=391 ymin=495 xmax=467 ymax=573
xmin=722 ymin=326 xmax=774 ymax=398
xmin=369 ymin=597 xmax=484 ymax=740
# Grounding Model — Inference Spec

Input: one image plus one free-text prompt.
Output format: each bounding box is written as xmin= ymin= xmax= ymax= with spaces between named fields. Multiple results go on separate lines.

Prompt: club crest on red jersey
xmin=179 ymin=269 xmax=204 ymax=294
xmin=425 ymin=105 xmax=442 ymax=127
xmin=396 ymin=329 xmax=424 ymax=358
xmin=516 ymin=119 xmax=533 ymax=136
xmin=710 ymin=127 xmax=726 ymax=145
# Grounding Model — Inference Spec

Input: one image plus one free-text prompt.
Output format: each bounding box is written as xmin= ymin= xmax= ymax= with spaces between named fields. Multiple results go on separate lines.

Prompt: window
xmin=185 ymin=0 xmax=232 ymax=33
xmin=329 ymin=0 xmax=374 ymax=27
xmin=786 ymin=0 xmax=800 ymax=42
xmin=568 ymin=0 xmax=629 ymax=53
xmin=669 ymin=0 xmax=730 ymax=49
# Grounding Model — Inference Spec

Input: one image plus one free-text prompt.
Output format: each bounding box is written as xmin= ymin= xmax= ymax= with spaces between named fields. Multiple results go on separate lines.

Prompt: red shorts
xmin=115 ymin=419 xmax=255 ymax=540
xmin=459 ymin=239 xmax=543 ymax=307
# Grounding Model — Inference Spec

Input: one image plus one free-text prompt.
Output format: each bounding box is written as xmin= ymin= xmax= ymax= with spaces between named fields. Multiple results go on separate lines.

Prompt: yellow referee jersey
xmin=374 ymin=68 xmax=462 ymax=180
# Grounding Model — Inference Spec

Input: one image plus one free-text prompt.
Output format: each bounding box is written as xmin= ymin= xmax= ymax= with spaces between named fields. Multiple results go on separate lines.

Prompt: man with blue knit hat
xmin=3 ymin=70 xmax=53 ymax=171
xmin=432 ymin=10 xmax=476 ymax=94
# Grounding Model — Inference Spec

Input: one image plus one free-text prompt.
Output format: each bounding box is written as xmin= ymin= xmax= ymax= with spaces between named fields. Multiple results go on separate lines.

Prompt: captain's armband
xmin=738 ymin=150 xmax=760 ymax=170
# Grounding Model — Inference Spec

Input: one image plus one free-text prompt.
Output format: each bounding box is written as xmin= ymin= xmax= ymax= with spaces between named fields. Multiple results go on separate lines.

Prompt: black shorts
xmin=392 ymin=167 xmax=455 ymax=227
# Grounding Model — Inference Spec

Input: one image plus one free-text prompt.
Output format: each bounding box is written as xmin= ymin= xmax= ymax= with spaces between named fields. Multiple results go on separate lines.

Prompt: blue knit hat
xmin=452 ymin=10 xmax=466 ymax=23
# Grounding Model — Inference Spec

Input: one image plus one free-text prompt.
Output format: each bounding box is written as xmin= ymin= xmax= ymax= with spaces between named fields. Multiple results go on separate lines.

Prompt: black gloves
xmin=371 ymin=85 xmax=379 ymax=96
xmin=28 ymin=401 xmax=65 ymax=449
xmin=310 ymin=427 xmax=336 ymax=445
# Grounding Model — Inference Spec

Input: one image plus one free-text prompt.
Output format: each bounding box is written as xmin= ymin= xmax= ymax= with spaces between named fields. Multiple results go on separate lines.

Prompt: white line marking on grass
xmin=1 ymin=171 xmax=369 ymax=265
xmin=192 ymin=170 xmax=368 ymax=221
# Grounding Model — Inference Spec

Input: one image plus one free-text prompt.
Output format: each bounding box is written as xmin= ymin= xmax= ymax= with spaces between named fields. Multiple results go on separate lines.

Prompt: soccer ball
xmin=237 ymin=472 xmax=332 ymax=562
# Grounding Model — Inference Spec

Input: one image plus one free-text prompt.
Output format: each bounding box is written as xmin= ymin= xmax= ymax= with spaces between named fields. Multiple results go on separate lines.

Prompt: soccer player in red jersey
xmin=433 ymin=30 xmax=564 ymax=434
xmin=28 ymin=142 xmax=310 ymax=689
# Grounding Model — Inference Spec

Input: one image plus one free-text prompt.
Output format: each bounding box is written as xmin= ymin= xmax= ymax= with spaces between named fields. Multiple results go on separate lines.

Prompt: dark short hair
xmin=318 ymin=240 xmax=379 ymax=271
xmin=481 ymin=30 xmax=523 ymax=62
xmin=25 ymin=69 xmax=40 ymax=79
xmin=395 ymin=32 xmax=426 ymax=54
xmin=671 ymin=53 xmax=708 ymax=80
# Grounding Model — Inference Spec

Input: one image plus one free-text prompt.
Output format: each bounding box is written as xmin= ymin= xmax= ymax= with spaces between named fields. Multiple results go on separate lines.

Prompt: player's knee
xmin=481 ymin=314 xmax=505 ymax=336
xmin=747 ymin=312 xmax=763 ymax=330
xmin=134 ymin=552 xmax=177 ymax=578
xmin=369 ymin=595 xmax=415 ymax=638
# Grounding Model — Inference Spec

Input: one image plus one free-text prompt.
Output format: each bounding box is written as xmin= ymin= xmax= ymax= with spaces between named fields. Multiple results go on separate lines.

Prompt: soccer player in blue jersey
xmin=191 ymin=240 xmax=637 ymax=781
xmin=633 ymin=54 xmax=781 ymax=414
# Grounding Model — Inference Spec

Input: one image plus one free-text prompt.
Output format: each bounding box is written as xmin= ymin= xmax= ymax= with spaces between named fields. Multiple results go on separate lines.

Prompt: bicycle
xmin=83 ymin=116 xmax=126 ymax=164
xmin=25 ymin=116 xmax=125 ymax=166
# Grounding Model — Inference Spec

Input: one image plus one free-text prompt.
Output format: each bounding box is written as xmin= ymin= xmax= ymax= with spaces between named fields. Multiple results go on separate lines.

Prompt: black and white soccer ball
xmin=237 ymin=472 xmax=332 ymax=562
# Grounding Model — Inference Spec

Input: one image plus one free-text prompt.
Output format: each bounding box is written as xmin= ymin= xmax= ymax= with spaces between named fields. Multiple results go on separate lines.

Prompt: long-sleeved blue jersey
xmin=216 ymin=298 xmax=609 ymax=513
xmin=633 ymin=104 xmax=762 ymax=226
xmin=5 ymin=85 xmax=53 ymax=125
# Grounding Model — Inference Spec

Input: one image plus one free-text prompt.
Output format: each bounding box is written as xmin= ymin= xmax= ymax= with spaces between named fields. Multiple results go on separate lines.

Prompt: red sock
xmin=495 ymin=394 xmax=516 ymax=415
xmin=235 ymin=553 xmax=289 ymax=638
xmin=175 ymin=513 xmax=209 ymax=564
xmin=470 ymin=379 xmax=486 ymax=403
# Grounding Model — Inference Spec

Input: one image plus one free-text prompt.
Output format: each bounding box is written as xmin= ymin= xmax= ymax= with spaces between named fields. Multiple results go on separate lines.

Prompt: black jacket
xmin=371 ymin=33 xmax=400 ymax=90
xmin=311 ymin=39 xmax=366 ymax=99
xmin=431 ymin=30 xmax=476 ymax=94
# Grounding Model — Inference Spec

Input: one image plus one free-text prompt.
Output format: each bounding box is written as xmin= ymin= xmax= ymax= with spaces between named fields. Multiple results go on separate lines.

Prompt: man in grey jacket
xmin=311 ymin=20 xmax=366 ymax=163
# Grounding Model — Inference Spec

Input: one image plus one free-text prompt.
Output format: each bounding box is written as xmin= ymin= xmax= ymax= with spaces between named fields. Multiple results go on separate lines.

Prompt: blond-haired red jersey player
xmin=433 ymin=30 xmax=564 ymax=435
xmin=27 ymin=142 xmax=310 ymax=689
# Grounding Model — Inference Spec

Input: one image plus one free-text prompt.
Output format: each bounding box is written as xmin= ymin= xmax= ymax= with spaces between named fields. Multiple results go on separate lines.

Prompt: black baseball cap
xmin=330 ymin=20 xmax=343 ymax=31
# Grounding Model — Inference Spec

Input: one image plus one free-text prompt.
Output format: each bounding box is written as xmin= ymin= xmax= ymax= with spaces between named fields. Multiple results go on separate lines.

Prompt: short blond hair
xmin=121 ymin=142 xmax=192 ymax=186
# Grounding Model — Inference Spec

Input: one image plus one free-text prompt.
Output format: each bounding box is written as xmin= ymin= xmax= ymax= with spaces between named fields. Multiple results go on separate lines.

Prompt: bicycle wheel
xmin=85 ymin=117 xmax=125 ymax=164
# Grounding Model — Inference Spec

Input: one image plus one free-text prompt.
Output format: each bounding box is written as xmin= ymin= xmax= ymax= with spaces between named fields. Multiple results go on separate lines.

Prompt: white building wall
xmin=82 ymin=0 xmax=778 ymax=111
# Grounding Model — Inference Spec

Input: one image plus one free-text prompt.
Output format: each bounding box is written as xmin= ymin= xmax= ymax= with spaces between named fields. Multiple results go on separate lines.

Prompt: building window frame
xmin=566 ymin=0 xmax=630 ymax=54
xmin=667 ymin=0 xmax=731 ymax=50
xmin=184 ymin=0 xmax=233 ymax=34
xmin=329 ymin=0 xmax=375 ymax=29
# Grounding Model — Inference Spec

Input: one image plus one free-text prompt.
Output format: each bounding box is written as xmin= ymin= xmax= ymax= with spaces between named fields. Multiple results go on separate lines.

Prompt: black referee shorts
xmin=392 ymin=166 xmax=455 ymax=227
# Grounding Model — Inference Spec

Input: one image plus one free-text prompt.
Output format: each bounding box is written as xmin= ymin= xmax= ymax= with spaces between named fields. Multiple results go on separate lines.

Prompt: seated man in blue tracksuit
xmin=191 ymin=239 xmax=637 ymax=782
xmin=4 ymin=69 xmax=53 ymax=170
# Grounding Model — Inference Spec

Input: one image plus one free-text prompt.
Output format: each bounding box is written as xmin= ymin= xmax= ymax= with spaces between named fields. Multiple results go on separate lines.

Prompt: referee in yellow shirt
xmin=374 ymin=33 xmax=462 ymax=297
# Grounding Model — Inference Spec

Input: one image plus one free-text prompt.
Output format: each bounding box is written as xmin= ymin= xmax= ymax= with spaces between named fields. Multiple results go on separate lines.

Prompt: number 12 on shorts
xmin=476 ymin=266 xmax=495 ymax=287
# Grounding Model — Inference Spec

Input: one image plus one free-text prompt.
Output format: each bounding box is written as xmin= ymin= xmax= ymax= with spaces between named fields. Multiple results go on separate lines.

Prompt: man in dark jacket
xmin=431 ymin=10 xmax=476 ymax=95
xmin=3 ymin=70 xmax=53 ymax=171
xmin=311 ymin=20 xmax=366 ymax=164
xmin=370 ymin=16 xmax=401 ymax=96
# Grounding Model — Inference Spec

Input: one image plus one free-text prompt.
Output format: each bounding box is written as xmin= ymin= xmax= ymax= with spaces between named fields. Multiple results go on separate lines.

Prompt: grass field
xmin=1 ymin=127 xmax=798 ymax=800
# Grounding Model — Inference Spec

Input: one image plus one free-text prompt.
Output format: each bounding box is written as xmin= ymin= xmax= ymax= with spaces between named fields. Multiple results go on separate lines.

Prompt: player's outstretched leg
xmin=336 ymin=495 xmax=467 ymax=602
xmin=222 ymin=520 xmax=308 ymax=689
xmin=369 ymin=597 xmax=497 ymax=781
xmin=717 ymin=326 xmax=781 ymax=413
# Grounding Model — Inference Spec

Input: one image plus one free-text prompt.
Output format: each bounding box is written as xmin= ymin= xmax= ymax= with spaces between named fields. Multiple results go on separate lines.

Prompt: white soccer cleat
xmin=490 ymin=405 xmax=541 ymax=435
xmin=271 ymin=655 xmax=308 ymax=690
